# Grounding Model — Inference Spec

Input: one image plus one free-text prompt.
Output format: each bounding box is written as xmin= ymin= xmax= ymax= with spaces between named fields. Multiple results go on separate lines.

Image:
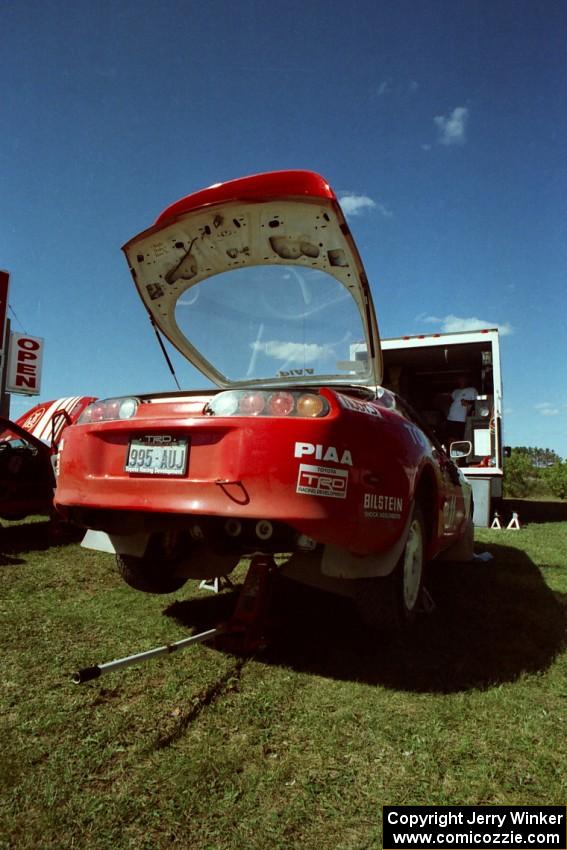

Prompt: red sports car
xmin=0 ymin=396 xmax=96 ymax=521
xmin=55 ymin=171 xmax=473 ymax=626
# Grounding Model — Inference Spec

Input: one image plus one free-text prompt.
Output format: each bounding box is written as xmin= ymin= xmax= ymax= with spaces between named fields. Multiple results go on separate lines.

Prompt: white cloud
xmin=339 ymin=193 xmax=391 ymax=218
xmin=375 ymin=202 xmax=393 ymax=218
xmin=535 ymin=403 xmax=560 ymax=417
xmin=434 ymin=106 xmax=469 ymax=146
xmin=338 ymin=194 xmax=376 ymax=217
xmin=419 ymin=314 xmax=514 ymax=336
xmin=250 ymin=340 xmax=333 ymax=364
xmin=378 ymin=79 xmax=418 ymax=97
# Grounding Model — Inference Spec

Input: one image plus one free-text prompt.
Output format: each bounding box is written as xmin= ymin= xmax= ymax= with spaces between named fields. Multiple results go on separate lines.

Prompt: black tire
xmin=115 ymin=532 xmax=188 ymax=594
xmin=355 ymin=503 xmax=426 ymax=630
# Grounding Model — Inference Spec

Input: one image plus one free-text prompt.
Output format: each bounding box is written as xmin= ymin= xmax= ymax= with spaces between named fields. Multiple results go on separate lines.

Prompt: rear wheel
xmin=355 ymin=503 xmax=426 ymax=630
xmin=398 ymin=504 xmax=426 ymax=620
xmin=115 ymin=532 xmax=188 ymax=594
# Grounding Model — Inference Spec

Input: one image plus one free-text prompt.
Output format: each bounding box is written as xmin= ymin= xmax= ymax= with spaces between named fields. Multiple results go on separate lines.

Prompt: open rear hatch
xmin=122 ymin=170 xmax=382 ymax=390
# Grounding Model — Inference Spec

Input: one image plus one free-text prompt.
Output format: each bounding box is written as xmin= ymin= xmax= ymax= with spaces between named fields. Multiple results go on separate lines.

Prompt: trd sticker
xmin=294 ymin=442 xmax=353 ymax=466
xmin=362 ymin=493 xmax=403 ymax=519
xmin=136 ymin=435 xmax=179 ymax=446
xmin=296 ymin=464 xmax=348 ymax=499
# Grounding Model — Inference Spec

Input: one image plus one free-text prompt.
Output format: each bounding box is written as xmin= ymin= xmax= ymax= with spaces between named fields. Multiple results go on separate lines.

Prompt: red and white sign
xmin=296 ymin=463 xmax=348 ymax=499
xmin=0 ymin=270 xmax=9 ymax=352
xmin=6 ymin=333 xmax=44 ymax=396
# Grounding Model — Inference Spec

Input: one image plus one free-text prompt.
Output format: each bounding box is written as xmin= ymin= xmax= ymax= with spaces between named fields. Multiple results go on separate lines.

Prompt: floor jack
xmin=72 ymin=555 xmax=277 ymax=684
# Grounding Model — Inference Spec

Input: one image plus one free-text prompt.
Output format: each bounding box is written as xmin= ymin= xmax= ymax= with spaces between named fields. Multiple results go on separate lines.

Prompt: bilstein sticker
xmin=294 ymin=442 xmax=353 ymax=466
xmin=363 ymin=493 xmax=404 ymax=519
xmin=297 ymin=464 xmax=348 ymax=499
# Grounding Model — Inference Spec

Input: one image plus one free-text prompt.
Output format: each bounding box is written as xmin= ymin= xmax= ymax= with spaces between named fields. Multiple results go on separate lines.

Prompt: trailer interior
xmin=377 ymin=338 xmax=499 ymax=466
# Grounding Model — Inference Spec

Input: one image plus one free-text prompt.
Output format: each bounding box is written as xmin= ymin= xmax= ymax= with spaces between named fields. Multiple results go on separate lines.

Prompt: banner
xmin=6 ymin=332 xmax=44 ymax=396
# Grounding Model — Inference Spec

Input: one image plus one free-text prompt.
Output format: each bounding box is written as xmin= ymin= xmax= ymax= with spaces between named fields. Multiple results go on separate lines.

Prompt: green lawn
xmin=1 ymin=515 xmax=566 ymax=850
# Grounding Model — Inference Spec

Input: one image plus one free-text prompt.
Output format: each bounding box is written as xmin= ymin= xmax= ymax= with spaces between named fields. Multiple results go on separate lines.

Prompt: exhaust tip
xmin=225 ymin=519 xmax=243 ymax=538
xmin=255 ymin=520 xmax=273 ymax=541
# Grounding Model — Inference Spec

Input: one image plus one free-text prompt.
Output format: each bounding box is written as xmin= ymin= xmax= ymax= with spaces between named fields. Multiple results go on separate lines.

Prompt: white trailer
xmin=351 ymin=329 xmax=505 ymax=526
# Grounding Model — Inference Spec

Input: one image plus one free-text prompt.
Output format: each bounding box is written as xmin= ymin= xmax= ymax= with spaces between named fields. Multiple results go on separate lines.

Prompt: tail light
xmin=296 ymin=393 xmax=326 ymax=417
xmin=78 ymin=397 xmax=139 ymax=424
xmin=206 ymin=390 xmax=329 ymax=418
xmin=239 ymin=392 xmax=266 ymax=416
xmin=267 ymin=392 xmax=295 ymax=416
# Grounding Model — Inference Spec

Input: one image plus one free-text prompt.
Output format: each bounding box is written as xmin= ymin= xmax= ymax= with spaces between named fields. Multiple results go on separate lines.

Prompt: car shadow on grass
xmin=0 ymin=518 xmax=82 ymax=565
xmin=164 ymin=542 xmax=566 ymax=694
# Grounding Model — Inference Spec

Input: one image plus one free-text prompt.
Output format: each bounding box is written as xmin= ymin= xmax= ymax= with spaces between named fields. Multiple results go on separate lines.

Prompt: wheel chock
xmin=199 ymin=575 xmax=235 ymax=594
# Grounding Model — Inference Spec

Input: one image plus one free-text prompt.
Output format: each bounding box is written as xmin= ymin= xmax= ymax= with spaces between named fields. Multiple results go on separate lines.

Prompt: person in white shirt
xmin=446 ymin=376 xmax=478 ymax=443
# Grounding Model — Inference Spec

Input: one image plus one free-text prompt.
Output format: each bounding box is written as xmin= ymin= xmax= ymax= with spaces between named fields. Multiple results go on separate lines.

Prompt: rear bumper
xmin=55 ymin=399 xmax=413 ymax=554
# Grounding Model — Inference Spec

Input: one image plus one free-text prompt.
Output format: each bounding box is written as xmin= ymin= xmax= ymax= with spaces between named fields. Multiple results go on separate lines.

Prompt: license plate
xmin=125 ymin=436 xmax=188 ymax=476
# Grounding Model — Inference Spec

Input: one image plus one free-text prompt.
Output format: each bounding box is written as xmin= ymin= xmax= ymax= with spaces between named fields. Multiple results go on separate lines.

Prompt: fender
xmin=320 ymin=509 xmax=414 ymax=579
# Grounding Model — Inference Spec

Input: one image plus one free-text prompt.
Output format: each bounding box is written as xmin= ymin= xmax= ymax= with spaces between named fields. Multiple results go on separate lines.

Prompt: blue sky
xmin=2 ymin=0 xmax=566 ymax=456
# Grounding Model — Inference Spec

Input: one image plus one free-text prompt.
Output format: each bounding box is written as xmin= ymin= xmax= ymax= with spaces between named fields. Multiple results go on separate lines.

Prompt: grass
xmin=1 ymin=510 xmax=566 ymax=850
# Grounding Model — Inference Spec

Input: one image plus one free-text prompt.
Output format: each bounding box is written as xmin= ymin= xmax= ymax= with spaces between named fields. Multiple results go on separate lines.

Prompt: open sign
xmin=6 ymin=333 xmax=44 ymax=396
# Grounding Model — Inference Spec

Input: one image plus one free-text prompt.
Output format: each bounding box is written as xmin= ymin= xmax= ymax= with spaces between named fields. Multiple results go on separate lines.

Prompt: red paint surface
xmin=153 ymin=170 xmax=335 ymax=227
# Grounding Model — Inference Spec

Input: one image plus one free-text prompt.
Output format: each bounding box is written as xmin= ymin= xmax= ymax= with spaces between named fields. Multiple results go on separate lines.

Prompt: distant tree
xmin=513 ymin=447 xmax=562 ymax=468
xmin=504 ymin=450 xmax=536 ymax=498
xmin=542 ymin=461 xmax=567 ymax=500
